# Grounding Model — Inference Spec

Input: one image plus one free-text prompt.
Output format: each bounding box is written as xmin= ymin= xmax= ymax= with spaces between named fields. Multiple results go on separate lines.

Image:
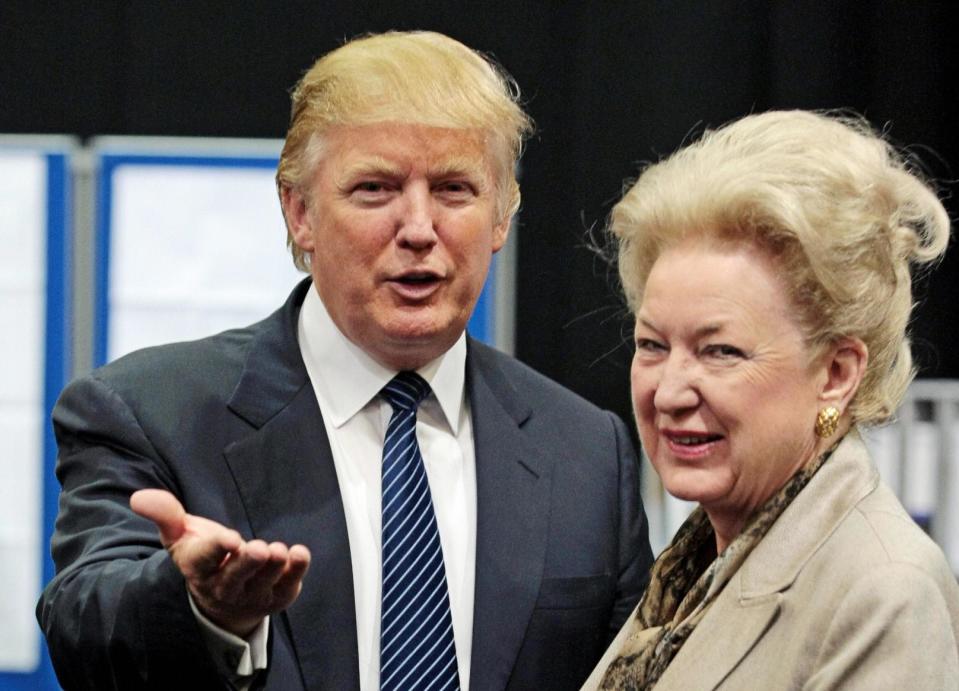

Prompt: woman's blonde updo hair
xmin=612 ymin=110 xmax=950 ymax=425
xmin=276 ymin=31 xmax=533 ymax=271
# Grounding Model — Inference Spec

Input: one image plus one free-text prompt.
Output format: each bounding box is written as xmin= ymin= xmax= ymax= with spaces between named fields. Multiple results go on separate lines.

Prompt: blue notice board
xmin=0 ymin=138 xmax=72 ymax=690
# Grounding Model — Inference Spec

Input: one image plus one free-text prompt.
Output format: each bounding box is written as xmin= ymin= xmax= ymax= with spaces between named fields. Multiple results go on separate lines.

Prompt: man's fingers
xmin=212 ymin=541 xmax=310 ymax=610
xmin=176 ymin=523 xmax=245 ymax=576
xmin=212 ymin=540 xmax=276 ymax=600
xmin=271 ymin=544 xmax=311 ymax=606
xmin=287 ymin=544 xmax=311 ymax=573
xmin=218 ymin=540 xmax=270 ymax=599
xmin=130 ymin=489 xmax=186 ymax=546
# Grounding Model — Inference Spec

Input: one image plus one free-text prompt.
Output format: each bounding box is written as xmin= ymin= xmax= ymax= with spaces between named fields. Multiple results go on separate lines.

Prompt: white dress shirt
xmin=197 ymin=286 xmax=477 ymax=690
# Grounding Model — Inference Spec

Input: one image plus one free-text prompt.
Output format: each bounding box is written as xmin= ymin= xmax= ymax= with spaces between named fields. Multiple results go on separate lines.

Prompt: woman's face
xmin=631 ymin=239 xmax=826 ymax=536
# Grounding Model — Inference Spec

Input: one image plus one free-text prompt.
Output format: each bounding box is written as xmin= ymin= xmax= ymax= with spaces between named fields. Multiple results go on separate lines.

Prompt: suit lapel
xmin=466 ymin=341 xmax=553 ymax=691
xmin=223 ymin=280 xmax=360 ymax=690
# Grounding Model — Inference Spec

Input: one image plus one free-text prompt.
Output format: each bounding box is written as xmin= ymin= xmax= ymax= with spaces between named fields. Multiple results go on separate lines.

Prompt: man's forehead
xmin=326 ymin=122 xmax=487 ymax=149
xmin=324 ymin=124 xmax=494 ymax=174
xmin=339 ymin=153 xmax=488 ymax=172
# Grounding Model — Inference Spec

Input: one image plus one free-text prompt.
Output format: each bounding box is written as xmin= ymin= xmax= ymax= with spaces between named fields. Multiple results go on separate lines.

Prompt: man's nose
xmin=653 ymin=353 xmax=700 ymax=414
xmin=396 ymin=185 xmax=438 ymax=248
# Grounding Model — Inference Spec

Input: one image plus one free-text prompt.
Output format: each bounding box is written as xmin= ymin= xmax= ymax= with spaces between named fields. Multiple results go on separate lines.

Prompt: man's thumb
xmin=130 ymin=489 xmax=187 ymax=547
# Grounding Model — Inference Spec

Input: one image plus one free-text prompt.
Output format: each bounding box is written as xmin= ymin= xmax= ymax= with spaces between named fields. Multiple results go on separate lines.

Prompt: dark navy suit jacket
xmin=38 ymin=280 xmax=652 ymax=690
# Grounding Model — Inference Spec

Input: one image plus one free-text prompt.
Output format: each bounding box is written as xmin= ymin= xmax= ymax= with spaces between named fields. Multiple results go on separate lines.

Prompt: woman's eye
xmin=702 ymin=343 xmax=744 ymax=359
xmin=635 ymin=338 xmax=666 ymax=353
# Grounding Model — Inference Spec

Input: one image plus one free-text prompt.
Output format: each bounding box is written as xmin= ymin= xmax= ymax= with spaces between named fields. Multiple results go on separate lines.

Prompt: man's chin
xmin=370 ymin=321 xmax=463 ymax=370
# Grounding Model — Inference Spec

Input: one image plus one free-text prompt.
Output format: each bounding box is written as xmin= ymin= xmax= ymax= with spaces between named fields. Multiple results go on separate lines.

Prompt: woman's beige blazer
xmin=583 ymin=431 xmax=959 ymax=689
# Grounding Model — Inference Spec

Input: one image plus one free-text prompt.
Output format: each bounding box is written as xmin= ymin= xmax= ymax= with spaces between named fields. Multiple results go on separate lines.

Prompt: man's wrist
xmin=188 ymin=591 xmax=269 ymax=677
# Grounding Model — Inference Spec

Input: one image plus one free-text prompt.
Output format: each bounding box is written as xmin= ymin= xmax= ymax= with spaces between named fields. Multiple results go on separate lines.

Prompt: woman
xmin=583 ymin=110 xmax=959 ymax=689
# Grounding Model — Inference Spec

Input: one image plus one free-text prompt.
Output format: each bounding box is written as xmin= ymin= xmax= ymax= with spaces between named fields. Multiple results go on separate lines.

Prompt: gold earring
xmin=815 ymin=406 xmax=840 ymax=438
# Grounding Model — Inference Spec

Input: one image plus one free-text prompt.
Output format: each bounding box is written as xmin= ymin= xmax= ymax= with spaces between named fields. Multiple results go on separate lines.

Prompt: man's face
xmin=284 ymin=122 xmax=510 ymax=370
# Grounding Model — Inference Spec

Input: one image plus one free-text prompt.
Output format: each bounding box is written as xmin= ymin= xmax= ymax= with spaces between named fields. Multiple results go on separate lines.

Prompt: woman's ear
xmin=280 ymin=185 xmax=315 ymax=253
xmin=818 ymin=337 xmax=868 ymax=414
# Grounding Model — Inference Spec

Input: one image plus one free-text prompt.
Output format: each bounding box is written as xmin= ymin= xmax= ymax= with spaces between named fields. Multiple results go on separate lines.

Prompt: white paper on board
xmin=107 ymin=164 xmax=303 ymax=361
xmin=0 ymin=406 xmax=43 ymax=672
xmin=0 ymin=408 xmax=42 ymax=541
xmin=0 ymin=149 xmax=45 ymax=671
xmin=0 ymin=153 xmax=45 ymax=290
xmin=0 ymin=543 xmax=41 ymax=670
xmin=0 ymin=292 xmax=45 ymax=404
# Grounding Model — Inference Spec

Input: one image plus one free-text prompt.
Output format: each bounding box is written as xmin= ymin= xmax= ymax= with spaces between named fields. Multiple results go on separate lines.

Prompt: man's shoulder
xmin=83 ymin=283 xmax=307 ymax=400
xmin=99 ymin=323 xmax=254 ymax=381
xmin=74 ymin=313 xmax=281 ymax=413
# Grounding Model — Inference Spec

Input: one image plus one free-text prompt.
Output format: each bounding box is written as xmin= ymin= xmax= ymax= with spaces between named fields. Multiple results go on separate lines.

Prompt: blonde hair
xmin=613 ymin=110 xmax=950 ymax=425
xmin=277 ymin=31 xmax=533 ymax=271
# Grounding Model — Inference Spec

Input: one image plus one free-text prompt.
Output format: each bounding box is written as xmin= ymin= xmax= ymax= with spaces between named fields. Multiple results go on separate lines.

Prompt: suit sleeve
xmin=805 ymin=562 xmax=959 ymax=690
xmin=36 ymin=374 xmax=228 ymax=691
xmin=607 ymin=411 xmax=654 ymax=638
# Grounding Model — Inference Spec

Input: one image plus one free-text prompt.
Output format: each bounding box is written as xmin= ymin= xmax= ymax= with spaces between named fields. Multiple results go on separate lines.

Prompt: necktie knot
xmin=382 ymin=371 xmax=431 ymax=412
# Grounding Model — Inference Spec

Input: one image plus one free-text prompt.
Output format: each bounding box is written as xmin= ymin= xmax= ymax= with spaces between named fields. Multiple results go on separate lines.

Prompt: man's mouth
xmin=396 ymin=272 xmax=439 ymax=285
xmin=388 ymin=271 xmax=443 ymax=299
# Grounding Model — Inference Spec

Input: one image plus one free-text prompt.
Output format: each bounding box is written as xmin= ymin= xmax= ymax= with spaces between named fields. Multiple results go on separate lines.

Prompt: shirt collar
xmin=297 ymin=285 xmax=466 ymax=432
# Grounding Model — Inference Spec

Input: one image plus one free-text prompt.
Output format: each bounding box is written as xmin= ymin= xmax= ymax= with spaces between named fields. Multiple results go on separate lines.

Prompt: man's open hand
xmin=130 ymin=489 xmax=311 ymax=637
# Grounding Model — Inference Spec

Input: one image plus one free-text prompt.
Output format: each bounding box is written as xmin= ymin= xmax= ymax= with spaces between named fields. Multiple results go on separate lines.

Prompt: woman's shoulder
xmin=838 ymin=481 xmax=958 ymax=588
xmin=747 ymin=481 xmax=959 ymax=687
xmin=788 ymin=476 xmax=959 ymax=627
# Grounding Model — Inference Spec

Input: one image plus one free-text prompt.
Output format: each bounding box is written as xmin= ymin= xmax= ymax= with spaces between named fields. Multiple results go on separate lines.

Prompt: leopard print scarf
xmin=598 ymin=446 xmax=834 ymax=690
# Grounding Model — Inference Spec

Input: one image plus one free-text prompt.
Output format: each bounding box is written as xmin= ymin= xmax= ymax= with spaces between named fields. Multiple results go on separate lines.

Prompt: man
xmin=38 ymin=31 xmax=653 ymax=690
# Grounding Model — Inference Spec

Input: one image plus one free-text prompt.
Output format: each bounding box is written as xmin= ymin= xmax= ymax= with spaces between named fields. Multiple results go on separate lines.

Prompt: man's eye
xmin=354 ymin=181 xmax=385 ymax=193
xmin=436 ymin=181 xmax=474 ymax=196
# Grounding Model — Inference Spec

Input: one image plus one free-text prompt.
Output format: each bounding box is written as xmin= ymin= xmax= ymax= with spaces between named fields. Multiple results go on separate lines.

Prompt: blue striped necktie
xmin=379 ymin=372 xmax=460 ymax=691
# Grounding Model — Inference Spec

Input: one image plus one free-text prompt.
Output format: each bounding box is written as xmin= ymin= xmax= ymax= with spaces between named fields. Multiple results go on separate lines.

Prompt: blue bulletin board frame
xmin=0 ymin=143 xmax=72 ymax=691
xmin=92 ymin=140 xmax=500 ymax=368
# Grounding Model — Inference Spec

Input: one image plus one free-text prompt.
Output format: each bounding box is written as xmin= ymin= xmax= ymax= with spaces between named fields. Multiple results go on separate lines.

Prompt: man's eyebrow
xmin=336 ymin=156 xmax=406 ymax=183
xmin=428 ymin=156 xmax=486 ymax=178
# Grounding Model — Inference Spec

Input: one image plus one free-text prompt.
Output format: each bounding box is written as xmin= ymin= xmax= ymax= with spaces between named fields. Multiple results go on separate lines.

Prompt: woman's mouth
xmin=662 ymin=431 xmax=724 ymax=458
xmin=670 ymin=434 xmax=721 ymax=445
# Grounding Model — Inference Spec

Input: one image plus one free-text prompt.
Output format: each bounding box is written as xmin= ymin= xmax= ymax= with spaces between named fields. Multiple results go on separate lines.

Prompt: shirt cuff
xmin=188 ymin=592 xmax=269 ymax=678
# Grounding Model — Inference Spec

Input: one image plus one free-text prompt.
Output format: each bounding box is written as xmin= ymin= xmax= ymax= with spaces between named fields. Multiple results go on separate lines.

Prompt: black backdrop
xmin=3 ymin=1 xmax=956 ymax=436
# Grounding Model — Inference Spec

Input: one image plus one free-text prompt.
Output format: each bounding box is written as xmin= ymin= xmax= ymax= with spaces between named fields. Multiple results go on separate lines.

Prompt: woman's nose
xmin=653 ymin=353 xmax=700 ymax=414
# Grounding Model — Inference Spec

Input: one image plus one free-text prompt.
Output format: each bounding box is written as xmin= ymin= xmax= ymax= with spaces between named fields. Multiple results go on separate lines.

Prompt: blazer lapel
xmin=466 ymin=341 xmax=553 ymax=691
xmin=653 ymin=586 xmax=781 ymax=690
xmin=223 ymin=280 xmax=360 ymax=690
